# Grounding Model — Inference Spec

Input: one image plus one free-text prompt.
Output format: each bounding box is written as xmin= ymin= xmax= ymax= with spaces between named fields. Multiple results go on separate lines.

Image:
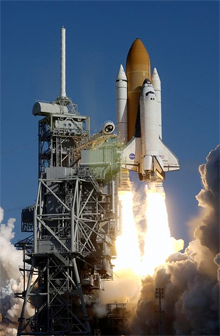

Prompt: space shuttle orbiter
xmin=116 ymin=38 xmax=180 ymax=183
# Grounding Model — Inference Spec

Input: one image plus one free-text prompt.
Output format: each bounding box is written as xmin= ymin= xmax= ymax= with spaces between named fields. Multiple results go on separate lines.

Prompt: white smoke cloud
xmin=92 ymin=303 xmax=108 ymax=318
xmin=130 ymin=146 xmax=220 ymax=335
xmin=0 ymin=208 xmax=34 ymax=336
xmin=100 ymin=270 xmax=142 ymax=305
xmin=0 ymin=209 xmax=23 ymax=287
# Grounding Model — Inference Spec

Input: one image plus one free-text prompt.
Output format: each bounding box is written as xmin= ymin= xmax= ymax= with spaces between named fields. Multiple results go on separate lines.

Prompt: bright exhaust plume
xmin=115 ymin=185 xmax=184 ymax=278
xmin=115 ymin=190 xmax=142 ymax=275
xmin=142 ymin=185 xmax=184 ymax=275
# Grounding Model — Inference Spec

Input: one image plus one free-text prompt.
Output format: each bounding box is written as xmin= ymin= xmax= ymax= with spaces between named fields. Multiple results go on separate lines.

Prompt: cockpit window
xmin=143 ymin=78 xmax=151 ymax=84
xmin=145 ymin=91 xmax=155 ymax=96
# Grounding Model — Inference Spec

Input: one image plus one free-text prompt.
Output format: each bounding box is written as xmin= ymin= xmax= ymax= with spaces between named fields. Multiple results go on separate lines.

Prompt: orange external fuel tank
xmin=126 ymin=39 xmax=151 ymax=141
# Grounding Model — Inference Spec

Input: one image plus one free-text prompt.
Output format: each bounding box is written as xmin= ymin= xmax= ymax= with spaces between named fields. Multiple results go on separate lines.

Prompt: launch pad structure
xmin=15 ymin=27 xmax=122 ymax=335
xmin=14 ymin=26 xmax=180 ymax=335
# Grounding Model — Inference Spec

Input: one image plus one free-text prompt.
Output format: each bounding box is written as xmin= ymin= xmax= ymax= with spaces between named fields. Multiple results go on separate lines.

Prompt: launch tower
xmin=15 ymin=27 xmax=120 ymax=335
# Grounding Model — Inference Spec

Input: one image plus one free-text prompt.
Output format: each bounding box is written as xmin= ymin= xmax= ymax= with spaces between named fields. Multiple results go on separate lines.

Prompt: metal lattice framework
xmin=17 ymin=258 xmax=91 ymax=335
xmin=16 ymin=99 xmax=118 ymax=335
xmin=17 ymin=168 xmax=116 ymax=335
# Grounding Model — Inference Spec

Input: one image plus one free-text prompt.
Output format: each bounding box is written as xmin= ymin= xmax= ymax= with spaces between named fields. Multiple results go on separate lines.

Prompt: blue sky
xmin=0 ymin=1 xmax=219 ymax=247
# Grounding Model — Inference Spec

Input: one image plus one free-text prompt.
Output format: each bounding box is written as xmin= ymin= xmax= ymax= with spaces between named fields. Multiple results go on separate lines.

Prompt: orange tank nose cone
xmin=126 ymin=39 xmax=151 ymax=141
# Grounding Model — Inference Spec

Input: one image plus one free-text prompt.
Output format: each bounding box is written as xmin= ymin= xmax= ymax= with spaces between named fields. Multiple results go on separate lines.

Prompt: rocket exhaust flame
xmin=100 ymin=190 xmax=142 ymax=305
xmin=142 ymin=184 xmax=184 ymax=276
xmin=114 ymin=184 xmax=184 ymax=281
xmin=100 ymin=183 xmax=184 ymax=310
xmin=115 ymin=190 xmax=142 ymax=275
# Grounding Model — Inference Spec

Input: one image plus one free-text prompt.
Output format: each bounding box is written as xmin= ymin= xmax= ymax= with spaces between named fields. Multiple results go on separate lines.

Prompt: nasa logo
xmin=129 ymin=153 xmax=135 ymax=160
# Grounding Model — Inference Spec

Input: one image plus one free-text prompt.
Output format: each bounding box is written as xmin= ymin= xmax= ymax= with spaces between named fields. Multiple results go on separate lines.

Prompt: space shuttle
xmin=116 ymin=38 xmax=180 ymax=183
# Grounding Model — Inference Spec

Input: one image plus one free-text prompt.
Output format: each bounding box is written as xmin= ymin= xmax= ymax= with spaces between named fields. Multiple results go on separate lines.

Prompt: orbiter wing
xmin=158 ymin=139 xmax=180 ymax=172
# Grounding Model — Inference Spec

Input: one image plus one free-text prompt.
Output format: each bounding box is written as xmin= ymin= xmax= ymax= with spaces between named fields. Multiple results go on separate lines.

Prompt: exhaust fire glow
xmin=115 ymin=184 xmax=184 ymax=278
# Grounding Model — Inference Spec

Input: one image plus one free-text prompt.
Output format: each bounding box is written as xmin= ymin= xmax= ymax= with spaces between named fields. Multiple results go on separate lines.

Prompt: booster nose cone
xmin=126 ymin=38 xmax=151 ymax=141
xmin=152 ymin=67 xmax=161 ymax=91
xmin=116 ymin=64 xmax=127 ymax=81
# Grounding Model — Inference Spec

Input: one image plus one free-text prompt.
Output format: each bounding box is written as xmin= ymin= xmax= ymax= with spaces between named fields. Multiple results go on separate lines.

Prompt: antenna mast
xmin=57 ymin=26 xmax=77 ymax=113
xmin=61 ymin=26 xmax=66 ymax=98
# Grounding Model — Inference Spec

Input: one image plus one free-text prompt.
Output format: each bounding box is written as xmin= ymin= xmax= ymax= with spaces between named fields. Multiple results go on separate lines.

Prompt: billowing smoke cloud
xmin=0 ymin=208 xmax=34 ymax=336
xmin=130 ymin=146 xmax=220 ymax=335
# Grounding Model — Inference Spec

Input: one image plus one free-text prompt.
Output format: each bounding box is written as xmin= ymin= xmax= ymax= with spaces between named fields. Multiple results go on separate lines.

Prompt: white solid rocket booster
xmin=152 ymin=68 xmax=162 ymax=139
xmin=116 ymin=64 xmax=127 ymax=143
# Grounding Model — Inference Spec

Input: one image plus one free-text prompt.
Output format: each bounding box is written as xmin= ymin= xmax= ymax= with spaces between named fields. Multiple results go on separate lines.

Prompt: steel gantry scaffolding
xmin=16 ymin=98 xmax=119 ymax=335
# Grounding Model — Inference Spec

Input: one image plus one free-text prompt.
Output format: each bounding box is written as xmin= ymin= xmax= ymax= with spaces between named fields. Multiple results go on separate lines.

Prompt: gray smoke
xmin=130 ymin=146 xmax=220 ymax=335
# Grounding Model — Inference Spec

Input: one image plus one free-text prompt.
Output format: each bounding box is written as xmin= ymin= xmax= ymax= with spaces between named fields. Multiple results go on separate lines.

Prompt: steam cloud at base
xmin=130 ymin=145 xmax=220 ymax=335
xmin=0 ymin=209 xmax=34 ymax=336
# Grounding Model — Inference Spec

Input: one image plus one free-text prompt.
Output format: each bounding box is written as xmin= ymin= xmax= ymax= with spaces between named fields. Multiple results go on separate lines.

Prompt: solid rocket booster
xmin=116 ymin=38 xmax=180 ymax=182
xmin=116 ymin=65 xmax=128 ymax=143
xmin=152 ymin=68 xmax=162 ymax=139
